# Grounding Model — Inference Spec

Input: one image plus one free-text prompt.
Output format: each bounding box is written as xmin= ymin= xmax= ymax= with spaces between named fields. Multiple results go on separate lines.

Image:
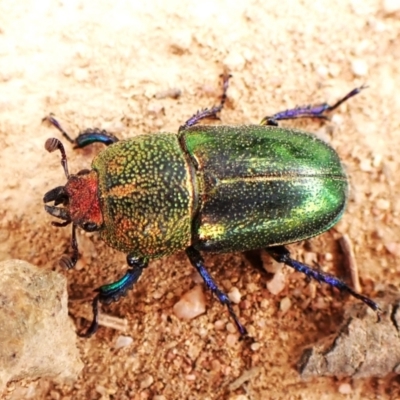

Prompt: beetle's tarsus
xmin=43 ymin=115 xmax=75 ymax=143
xmin=260 ymin=85 xmax=367 ymax=126
xmin=266 ymin=245 xmax=380 ymax=312
xmin=186 ymin=246 xmax=248 ymax=336
xmin=179 ymin=73 xmax=231 ymax=132
xmin=65 ymin=224 xmax=80 ymax=269
xmin=79 ymin=294 xmax=100 ymax=338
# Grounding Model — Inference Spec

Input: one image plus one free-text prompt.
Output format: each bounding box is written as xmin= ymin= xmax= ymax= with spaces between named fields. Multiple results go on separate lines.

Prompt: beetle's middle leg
xmin=186 ymin=246 xmax=247 ymax=336
xmin=260 ymin=86 xmax=367 ymax=126
xmin=179 ymin=73 xmax=231 ymax=132
xmin=265 ymin=245 xmax=381 ymax=312
xmin=43 ymin=115 xmax=119 ymax=148
xmin=81 ymin=255 xmax=148 ymax=337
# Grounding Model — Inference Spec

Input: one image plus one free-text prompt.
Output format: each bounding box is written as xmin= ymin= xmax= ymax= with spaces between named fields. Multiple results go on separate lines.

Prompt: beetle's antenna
xmin=45 ymin=137 xmax=70 ymax=179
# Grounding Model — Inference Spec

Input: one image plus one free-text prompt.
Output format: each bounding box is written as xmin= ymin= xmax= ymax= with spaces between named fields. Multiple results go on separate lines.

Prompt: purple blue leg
xmin=186 ymin=246 xmax=247 ymax=336
xmin=81 ymin=255 xmax=148 ymax=337
xmin=260 ymin=86 xmax=367 ymax=126
xmin=43 ymin=115 xmax=119 ymax=147
xmin=179 ymin=74 xmax=231 ymax=132
xmin=266 ymin=245 xmax=380 ymax=312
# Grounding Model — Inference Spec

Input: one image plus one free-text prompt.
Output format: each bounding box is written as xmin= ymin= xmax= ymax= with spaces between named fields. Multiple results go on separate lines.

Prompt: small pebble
xmin=316 ymin=65 xmax=329 ymax=78
xmin=280 ymin=297 xmax=292 ymax=313
xmin=385 ymin=242 xmax=400 ymax=257
xmin=250 ymin=342 xmax=261 ymax=351
xmin=376 ymin=198 xmax=390 ymax=210
xmin=226 ymin=322 xmax=237 ymax=334
xmin=140 ymin=374 xmax=154 ymax=390
xmin=226 ymin=333 xmax=239 ymax=347
xmin=360 ymin=159 xmax=372 ymax=172
xmin=351 ymin=59 xmax=368 ymax=77
xmin=373 ymin=154 xmax=382 ymax=168
xmin=338 ymin=382 xmax=353 ymax=395
xmin=228 ymin=287 xmax=242 ymax=304
xmin=331 ymin=114 xmax=343 ymax=126
xmin=152 ymin=290 xmax=163 ymax=300
xmin=266 ymin=269 xmax=286 ymax=295
xmin=173 ymin=285 xmax=206 ymax=320
xmin=114 ymin=335 xmax=133 ymax=349
xmin=260 ymin=299 xmax=270 ymax=309
xmin=214 ymin=320 xmax=226 ymax=330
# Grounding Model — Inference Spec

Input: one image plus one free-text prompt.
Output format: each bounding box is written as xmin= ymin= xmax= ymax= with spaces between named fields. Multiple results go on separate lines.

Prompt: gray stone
xmin=0 ymin=260 xmax=83 ymax=393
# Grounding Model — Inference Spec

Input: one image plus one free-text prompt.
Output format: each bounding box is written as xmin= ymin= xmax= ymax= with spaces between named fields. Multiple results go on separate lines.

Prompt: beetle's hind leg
xmin=80 ymin=255 xmax=148 ymax=337
xmin=260 ymin=86 xmax=367 ymax=126
xmin=186 ymin=246 xmax=247 ymax=336
xmin=265 ymin=245 xmax=380 ymax=312
xmin=179 ymin=73 xmax=231 ymax=132
xmin=43 ymin=114 xmax=119 ymax=148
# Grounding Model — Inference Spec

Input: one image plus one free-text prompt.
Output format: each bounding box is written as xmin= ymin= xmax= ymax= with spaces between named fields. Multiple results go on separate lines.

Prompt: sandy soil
xmin=1 ymin=0 xmax=400 ymax=399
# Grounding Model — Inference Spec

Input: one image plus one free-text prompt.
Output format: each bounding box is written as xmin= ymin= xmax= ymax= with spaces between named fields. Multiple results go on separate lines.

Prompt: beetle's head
xmin=44 ymin=138 xmax=103 ymax=268
xmin=44 ymin=137 xmax=104 ymax=232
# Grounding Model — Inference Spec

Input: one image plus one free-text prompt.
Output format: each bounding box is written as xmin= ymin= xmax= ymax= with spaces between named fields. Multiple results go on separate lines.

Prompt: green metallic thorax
xmin=181 ymin=125 xmax=348 ymax=253
xmin=92 ymin=134 xmax=194 ymax=258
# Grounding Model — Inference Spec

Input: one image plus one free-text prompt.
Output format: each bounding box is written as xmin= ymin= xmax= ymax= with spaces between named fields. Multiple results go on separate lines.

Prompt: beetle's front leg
xmin=81 ymin=255 xmax=148 ymax=338
xmin=186 ymin=246 xmax=247 ymax=336
xmin=260 ymin=86 xmax=367 ymax=126
xmin=43 ymin=115 xmax=119 ymax=148
xmin=265 ymin=245 xmax=380 ymax=312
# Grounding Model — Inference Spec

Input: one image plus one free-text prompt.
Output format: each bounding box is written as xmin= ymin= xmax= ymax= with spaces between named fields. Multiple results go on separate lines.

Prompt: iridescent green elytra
xmin=44 ymin=77 xmax=379 ymax=337
xmin=183 ymin=125 xmax=347 ymax=253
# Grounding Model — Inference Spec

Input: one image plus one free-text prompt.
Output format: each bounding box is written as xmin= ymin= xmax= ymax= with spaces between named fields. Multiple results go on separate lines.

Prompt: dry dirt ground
xmin=1 ymin=0 xmax=400 ymax=399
